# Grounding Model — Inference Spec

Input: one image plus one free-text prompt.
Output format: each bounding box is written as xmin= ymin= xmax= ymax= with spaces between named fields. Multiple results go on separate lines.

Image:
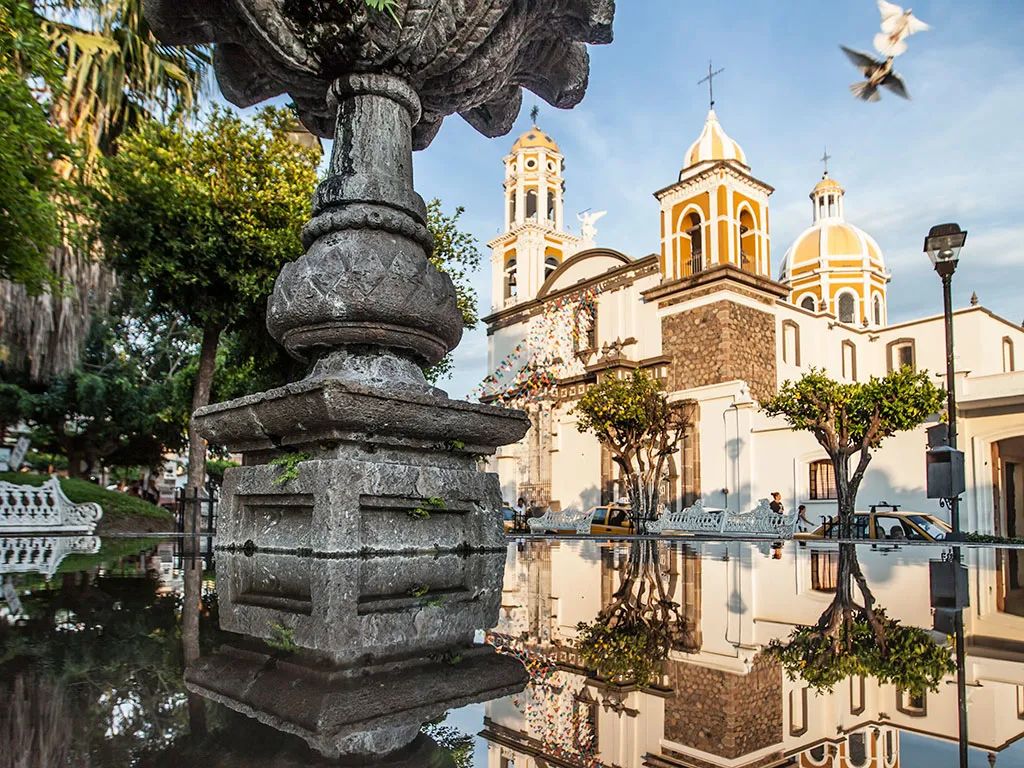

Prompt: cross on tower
xmin=698 ymin=59 xmax=724 ymax=109
xmin=530 ymin=104 xmax=539 ymax=125
xmin=821 ymin=147 xmax=832 ymax=175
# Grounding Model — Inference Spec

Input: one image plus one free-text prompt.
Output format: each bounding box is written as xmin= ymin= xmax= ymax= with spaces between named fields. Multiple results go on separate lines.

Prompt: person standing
xmin=796 ymin=504 xmax=813 ymax=533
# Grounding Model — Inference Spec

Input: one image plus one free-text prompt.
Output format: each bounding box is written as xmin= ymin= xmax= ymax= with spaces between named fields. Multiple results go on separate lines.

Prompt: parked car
xmin=798 ymin=502 xmax=951 ymax=542
xmin=590 ymin=505 xmax=635 ymax=535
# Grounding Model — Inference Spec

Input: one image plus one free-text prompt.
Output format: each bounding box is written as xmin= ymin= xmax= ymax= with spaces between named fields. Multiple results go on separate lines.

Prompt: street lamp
xmin=922 ymin=222 xmax=968 ymax=532
xmin=924 ymin=223 xmax=969 ymax=768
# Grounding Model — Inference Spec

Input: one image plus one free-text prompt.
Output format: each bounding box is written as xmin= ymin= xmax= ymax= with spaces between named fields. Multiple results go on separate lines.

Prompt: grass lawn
xmin=0 ymin=472 xmax=174 ymax=532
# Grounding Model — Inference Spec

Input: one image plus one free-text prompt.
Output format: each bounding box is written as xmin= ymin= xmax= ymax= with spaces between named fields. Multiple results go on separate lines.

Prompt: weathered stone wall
xmin=661 ymin=300 xmax=777 ymax=402
xmin=663 ymin=655 xmax=783 ymax=759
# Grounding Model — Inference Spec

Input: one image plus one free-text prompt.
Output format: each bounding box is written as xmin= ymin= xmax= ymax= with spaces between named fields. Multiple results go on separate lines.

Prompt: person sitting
xmin=769 ymin=492 xmax=784 ymax=515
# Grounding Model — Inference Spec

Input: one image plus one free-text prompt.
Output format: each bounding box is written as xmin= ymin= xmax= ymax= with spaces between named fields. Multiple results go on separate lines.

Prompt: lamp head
xmin=924 ymin=223 xmax=967 ymax=270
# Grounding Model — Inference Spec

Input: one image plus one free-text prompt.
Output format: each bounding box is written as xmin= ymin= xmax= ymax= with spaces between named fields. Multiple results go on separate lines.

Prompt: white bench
xmin=1 ymin=535 xmax=101 ymax=578
xmin=722 ymin=499 xmax=799 ymax=538
xmin=527 ymin=508 xmax=595 ymax=534
xmin=0 ymin=476 xmax=103 ymax=534
xmin=649 ymin=500 xmax=725 ymax=534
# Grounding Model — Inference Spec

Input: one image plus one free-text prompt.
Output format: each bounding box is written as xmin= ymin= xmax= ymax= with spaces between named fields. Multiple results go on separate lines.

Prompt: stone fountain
xmin=143 ymin=1 xmax=614 ymax=761
xmin=144 ymin=0 xmax=614 ymax=555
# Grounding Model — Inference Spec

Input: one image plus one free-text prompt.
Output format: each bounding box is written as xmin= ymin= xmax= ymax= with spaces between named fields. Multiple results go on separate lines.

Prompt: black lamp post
xmin=924 ymin=222 xmax=969 ymax=768
xmin=923 ymin=223 xmax=968 ymax=531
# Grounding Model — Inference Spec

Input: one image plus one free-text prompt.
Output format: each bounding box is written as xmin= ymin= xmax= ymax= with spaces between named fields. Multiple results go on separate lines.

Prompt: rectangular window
xmin=898 ymin=344 xmax=914 ymax=369
xmin=811 ymin=550 xmax=839 ymax=592
xmin=809 ymin=460 xmax=837 ymax=500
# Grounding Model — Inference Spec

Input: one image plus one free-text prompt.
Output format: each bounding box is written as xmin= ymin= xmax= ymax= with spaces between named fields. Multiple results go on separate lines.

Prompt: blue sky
xmin=391 ymin=0 xmax=1024 ymax=398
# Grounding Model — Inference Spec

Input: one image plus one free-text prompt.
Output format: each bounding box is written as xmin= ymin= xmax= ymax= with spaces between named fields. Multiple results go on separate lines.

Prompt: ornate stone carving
xmin=143 ymin=0 xmax=614 ymax=148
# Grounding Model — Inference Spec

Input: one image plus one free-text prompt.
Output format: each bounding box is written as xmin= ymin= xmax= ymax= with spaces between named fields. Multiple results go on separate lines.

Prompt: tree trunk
xmin=181 ymin=322 xmax=220 ymax=742
xmin=185 ymin=323 xmax=221 ymax=532
xmin=833 ymin=452 xmax=855 ymax=538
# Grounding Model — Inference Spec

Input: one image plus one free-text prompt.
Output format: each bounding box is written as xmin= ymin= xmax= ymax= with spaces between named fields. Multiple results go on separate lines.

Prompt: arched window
xmin=739 ymin=209 xmax=756 ymax=272
xmin=808 ymin=745 xmax=827 ymax=763
xmin=886 ymin=338 xmax=916 ymax=373
xmin=837 ymin=292 xmax=856 ymax=323
xmin=686 ymin=212 xmax=702 ymax=275
xmin=782 ymin=320 xmax=800 ymax=366
xmin=525 ymin=189 xmax=537 ymax=219
xmin=546 ymin=190 xmax=556 ymax=222
xmin=800 ymin=295 xmax=816 ymax=311
xmin=848 ymin=732 xmax=868 ymax=767
xmin=508 ymin=195 xmax=516 ymax=224
xmin=842 ymin=340 xmax=857 ymax=381
xmin=873 ymin=295 xmax=883 ymax=326
xmin=1004 ymin=336 xmax=1016 ymax=372
xmin=504 ymin=257 xmax=517 ymax=300
xmin=544 ymin=255 xmax=559 ymax=280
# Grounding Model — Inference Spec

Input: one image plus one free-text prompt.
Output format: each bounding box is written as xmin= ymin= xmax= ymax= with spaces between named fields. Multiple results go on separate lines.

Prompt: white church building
xmin=481 ymin=111 xmax=1024 ymax=543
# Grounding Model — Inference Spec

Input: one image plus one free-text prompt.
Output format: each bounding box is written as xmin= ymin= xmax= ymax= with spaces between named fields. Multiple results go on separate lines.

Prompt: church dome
xmin=511 ymin=126 xmax=559 ymax=152
xmin=779 ymin=220 xmax=885 ymax=281
xmin=683 ymin=109 xmax=746 ymax=169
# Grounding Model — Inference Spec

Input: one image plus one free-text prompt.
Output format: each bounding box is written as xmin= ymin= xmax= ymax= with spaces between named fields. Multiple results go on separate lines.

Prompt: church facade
xmin=481 ymin=111 xmax=1024 ymax=544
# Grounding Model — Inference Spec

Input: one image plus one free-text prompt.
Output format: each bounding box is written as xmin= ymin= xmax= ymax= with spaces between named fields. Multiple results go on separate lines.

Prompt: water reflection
xmin=486 ymin=539 xmax=1024 ymax=767
xmin=3 ymin=537 xmax=1024 ymax=766
xmin=184 ymin=548 xmax=526 ymax=762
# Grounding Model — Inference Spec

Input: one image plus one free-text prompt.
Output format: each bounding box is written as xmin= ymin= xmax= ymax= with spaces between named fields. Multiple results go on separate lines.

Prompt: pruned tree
xmin=767 ymin=543 xmax=955 ymax=695
xmin=760 ymin=367 xmax=944 ymax=537
xmin=573 ymin=371 xmax=692 ymax=532
xmin=574 ymin=541 xmax=694 ymax=686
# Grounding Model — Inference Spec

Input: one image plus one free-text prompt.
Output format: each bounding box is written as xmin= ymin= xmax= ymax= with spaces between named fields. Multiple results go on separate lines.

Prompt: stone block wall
xmin=663 ymin=655 xmax=783 ymax=759
xmin=661 ymin=299 xmax=777 ymax=402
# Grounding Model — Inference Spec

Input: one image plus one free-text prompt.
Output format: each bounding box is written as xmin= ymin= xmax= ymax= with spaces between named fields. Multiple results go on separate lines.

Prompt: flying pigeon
xmin=841 ymin=46 xmax=910 ymax=102
xmin=874 ymin=0 xmax=931 ymax=57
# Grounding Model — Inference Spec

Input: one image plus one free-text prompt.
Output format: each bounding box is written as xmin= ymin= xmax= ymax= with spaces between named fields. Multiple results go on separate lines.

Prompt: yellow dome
xmin=683 ymin=109 xmax=746 ymax=169
xmin=812 ymin=172 xmax=844 ymax=195
xmin=779 ymin=221 xmax=886 ymax=281
xmin=511 ymin=126 xmax=560 ymax=153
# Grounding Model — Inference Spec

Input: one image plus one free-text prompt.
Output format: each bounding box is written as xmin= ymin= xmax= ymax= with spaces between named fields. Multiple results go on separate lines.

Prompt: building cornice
xmin=643 ymin=263 xmax=790 ymax=306
xmin=484 ymin=253 xmax=659 ymax=332
xmin=653 ymin=160 xmax=775 ymax=201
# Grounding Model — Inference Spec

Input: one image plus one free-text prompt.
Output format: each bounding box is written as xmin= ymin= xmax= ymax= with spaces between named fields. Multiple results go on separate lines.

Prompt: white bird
xmin=874 ymin=0 xmax=930 ymax=57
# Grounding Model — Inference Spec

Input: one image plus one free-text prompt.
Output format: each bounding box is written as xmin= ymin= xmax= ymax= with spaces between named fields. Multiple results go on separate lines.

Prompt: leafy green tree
xmin=0 ymin=0 xmax=73 ymax=291
xmin=760 ymin=367 xmax=944 ymax=537
xmin=18 ymin=314 xmax=187 ymax=476
xmin=766 ymin=544 xmax=955 ymax=695
xmin=0 ymin=380 xmax=30 ymax=441
xmin=573 ymin=371 xmax=692 ymax=532
xmin=425 ymin=199 xmax=481 ymax=382
xmin=96 ymin=106 xmax=320 ymax=499
xmin=1 ymin=0 xmax=210 ymax=378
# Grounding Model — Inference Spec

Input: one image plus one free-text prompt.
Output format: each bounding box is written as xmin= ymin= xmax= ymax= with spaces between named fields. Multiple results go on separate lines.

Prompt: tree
xmin=96 ymin=106 xmax=320 ymax=502
xmin=0 ymin=0 xmax=73 ymax=292
xmin=574 ymin=541 xmax=697 ymax=687
xmin=760 ymin=367 xmax=944 ymax=537
xmin=16 ymin=313 xmax=188 ymax=477
xmin=0 ymin=0 xmax=210 ymax=379
xmin=573 ymin=371 xmax=692 ymax=532
xmin=424 ymin=199 xmax=482 ymax=383
xmin=766 ymin=544 xmax=955 ymax=695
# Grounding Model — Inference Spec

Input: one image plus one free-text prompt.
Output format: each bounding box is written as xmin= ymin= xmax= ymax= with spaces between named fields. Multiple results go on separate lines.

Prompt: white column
xmin=555 ymin=174 xmax=564 ymax=232
xmin=515 ymin=167 xmax=525 ymax=226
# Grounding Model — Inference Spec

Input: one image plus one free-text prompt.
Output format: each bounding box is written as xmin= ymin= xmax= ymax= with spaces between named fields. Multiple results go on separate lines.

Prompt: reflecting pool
xmin=2 ymin=536 xmax=1023 ymax=767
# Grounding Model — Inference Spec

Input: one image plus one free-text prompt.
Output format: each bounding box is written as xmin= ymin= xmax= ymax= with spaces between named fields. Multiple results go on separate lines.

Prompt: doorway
xmin=997 ymin=437 xmax=1024 ymax=617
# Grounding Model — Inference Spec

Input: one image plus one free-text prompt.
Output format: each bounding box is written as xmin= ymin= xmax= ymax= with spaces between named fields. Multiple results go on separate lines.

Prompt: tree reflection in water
xmin=575 ymin=540 xmax=697 ymax=687
xmin=767 ymin=543 xmax=955 ymax=694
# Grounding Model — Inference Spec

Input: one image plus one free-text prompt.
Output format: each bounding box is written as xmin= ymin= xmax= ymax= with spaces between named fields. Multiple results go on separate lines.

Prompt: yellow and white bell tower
xmin=488 ymin=124 xmax=580 ymax=309
xmin=654 ymin=109 xmax=773 ymax=281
